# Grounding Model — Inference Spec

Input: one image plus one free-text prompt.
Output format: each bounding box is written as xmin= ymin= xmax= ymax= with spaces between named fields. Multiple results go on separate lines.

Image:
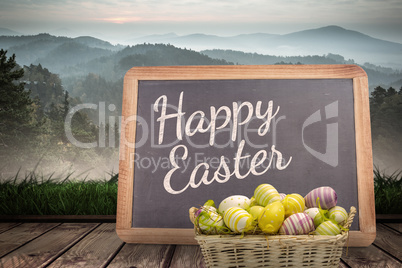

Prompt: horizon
xmin=2 ymin=24 xmax=402 ymax=48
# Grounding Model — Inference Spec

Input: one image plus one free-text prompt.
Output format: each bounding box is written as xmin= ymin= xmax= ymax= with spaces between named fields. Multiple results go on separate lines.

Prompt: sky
xmin=1 ymin=0 xmax=402 ymax=44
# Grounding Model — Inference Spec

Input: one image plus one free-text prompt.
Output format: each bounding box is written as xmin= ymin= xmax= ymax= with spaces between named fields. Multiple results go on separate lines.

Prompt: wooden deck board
xmin=0 ymin=223 xmax=98 ymax=268
xmin=0 ymin=222 xmax=60 ymax=258
xmin=107 ymin=244 xmax=175 ymax=268
xmin=48 ymin=223 xmax=123 ymax=268
xmin=372 ymin=223 xmax=402 ymax=260
xmin=170 ymin=245 xmax=206 ymax=268
xmin=384 ymin=223 xmax=402 ymax=233
xmin=0 ymin=222 xmax=400 ymax=267
xmin=0 ymin=223 xmax=22 ymax=234
xmin=341 ymin=245 xmax=401 ymax=267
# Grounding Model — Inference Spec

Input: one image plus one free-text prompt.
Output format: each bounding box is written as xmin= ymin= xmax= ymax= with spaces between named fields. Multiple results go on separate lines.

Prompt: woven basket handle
xmin=189 ymin=207 xmax=198 ymax=225
xmin=344 ymin=206 xmax=357 ymax=229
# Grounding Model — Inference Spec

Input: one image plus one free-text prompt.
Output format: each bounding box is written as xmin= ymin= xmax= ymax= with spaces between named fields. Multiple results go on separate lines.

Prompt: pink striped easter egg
xmin=304 ymin=186 xmax=337 ymax=209
xmin=279 ymin=212 xmax=315 ymax=235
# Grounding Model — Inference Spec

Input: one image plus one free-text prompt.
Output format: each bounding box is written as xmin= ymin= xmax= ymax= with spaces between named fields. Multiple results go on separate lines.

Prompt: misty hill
xmin=1 ymin=31 xmax=402 ymax=93
xmin=0 ymin=33 xmax=120 ymax=67
xmin=35 ymin=41 xmax=115 ymax=74
xmin=0 ymin=27 xmax=20 ymax=36
xmin=66 ymin=43 xmax=233 ymax=82
xmin=73 ymin=36 xmax=123 ymax=51
xmin=202 ymin=49 xmax=402 ymax=92
xmin=130 ymin=26 xmax=402 ymax=69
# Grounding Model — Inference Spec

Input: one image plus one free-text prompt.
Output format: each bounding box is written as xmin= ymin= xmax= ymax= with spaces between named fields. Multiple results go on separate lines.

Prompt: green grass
xmin=374 ymin=168 xmax=402 ymax=214
xmin=0 ymin=168 xmax=401 ymax=215
xmin=0 ymin=172 xmax=118 ymax=215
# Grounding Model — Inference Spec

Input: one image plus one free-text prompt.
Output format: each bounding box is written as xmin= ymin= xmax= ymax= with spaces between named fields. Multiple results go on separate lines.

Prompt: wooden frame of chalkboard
xmin=116 ymin=65 xmax=375 ymax=246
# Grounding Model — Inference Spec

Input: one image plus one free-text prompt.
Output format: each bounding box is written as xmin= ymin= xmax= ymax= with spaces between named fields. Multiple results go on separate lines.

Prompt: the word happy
xmin=153 ymin=91 xmax=293 ymax=194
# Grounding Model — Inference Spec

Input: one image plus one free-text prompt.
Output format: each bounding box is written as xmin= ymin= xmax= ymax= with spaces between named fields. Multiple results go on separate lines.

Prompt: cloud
xmin=1 ymin=0 xmax=401 ymax=24
xmin=0 ymin=0 xmax=401 ymax=42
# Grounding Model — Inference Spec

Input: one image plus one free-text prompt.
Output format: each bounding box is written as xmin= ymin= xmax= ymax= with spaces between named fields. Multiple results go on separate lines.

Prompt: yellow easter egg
xmin=223 ymin=207 xmax=254 ymax=233
xmin=258 ymin=201 xmax=285 ymax=234
xmin=249 ymin=205 xmax=265 ymax=220
xmin=254 ymin=184 xmax=281 ymax=207
xmin=282 ymin=193 xmax=305 ymax=217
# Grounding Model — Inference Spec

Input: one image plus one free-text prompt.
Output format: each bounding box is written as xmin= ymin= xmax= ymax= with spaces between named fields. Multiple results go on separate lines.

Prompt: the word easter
xmin=153 ymin=91 xmax=280 ymax=145
xmin=164 ymin=140 xmax=292 ymax=194
xmin=152 ymin=91 xmax=293 ymax=195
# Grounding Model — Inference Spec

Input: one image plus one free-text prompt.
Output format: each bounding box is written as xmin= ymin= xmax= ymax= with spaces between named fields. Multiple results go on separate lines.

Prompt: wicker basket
xmin=192 ymin=206 xmax=356 ymax=268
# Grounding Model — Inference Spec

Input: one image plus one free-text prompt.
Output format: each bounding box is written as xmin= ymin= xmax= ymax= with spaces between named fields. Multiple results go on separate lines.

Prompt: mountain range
xmin=129 ymin=25 xmax=402 ymax=69
xmin=1 ymin=25 xmax=401 ymax=93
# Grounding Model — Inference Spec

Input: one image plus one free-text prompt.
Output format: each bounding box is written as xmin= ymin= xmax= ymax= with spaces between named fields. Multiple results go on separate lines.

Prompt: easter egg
xmin=279 ymin=212 xmax=315 ymax=235
xmin=249 ymin=196 xmax=258 ymax=207
xmin=328 ymin=206 xmax=348 ymax=224
xmin=249 ymin=205 xmax=265 ymax=220
xmin=218 ymin=195 xmax=251 ymax=215
xmin=304 ymin=186 xmax=337 ymax=209
xmin=198 ymin=208 xmax=225 ymax=234
xmin=223 ymin=207 xmax=254 ymax=233
xmin=279 ymin=193 xmax=287 ymax=201
xmin=254 ymin=184 xmax=281 ymax=207
xmin=258 ymin=201 xmax=285 ymax=234
xmin=315 ymin=220 xmax=341 ymax=235
xmin=304 ymin=207 xmax=325 ymax=227
xmin=282 ymin=193 xmax=305 ymax=217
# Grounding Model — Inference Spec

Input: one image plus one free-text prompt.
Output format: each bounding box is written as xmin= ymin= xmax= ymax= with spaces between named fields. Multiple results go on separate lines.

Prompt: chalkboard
xmin=116 ymin=65 xmax=375 ymax=247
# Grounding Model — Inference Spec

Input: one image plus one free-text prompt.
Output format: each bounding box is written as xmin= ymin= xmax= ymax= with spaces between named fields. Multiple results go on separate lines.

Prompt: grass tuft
xmin=1 ymin=168 xmax=401 ymax=215
xmin=0 ymin=172 xmax=118 ymax=215
xmin=374 ymin=167 xmax=402 ymax=214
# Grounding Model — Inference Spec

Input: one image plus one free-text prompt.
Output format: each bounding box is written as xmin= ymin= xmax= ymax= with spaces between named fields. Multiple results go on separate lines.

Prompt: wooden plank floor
xmin=0 ymin=222 xmax=400 ymax=267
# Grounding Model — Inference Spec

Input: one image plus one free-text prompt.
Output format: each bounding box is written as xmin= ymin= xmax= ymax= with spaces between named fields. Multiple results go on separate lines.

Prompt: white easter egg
xmin=218 ymin=195 xmax=251 ymax=215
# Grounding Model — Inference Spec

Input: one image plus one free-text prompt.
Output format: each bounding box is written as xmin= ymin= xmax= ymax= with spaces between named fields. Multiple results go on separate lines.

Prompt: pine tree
xmin=0 ymin=49 xmax=33 ymax=149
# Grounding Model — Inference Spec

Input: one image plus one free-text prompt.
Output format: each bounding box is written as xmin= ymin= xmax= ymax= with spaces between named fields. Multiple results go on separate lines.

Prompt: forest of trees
xmin=370 ymin=85 xmax=402 ymax=170
xmin=0 ymin=49 xmax=117 ymax=178
xmin=1 ymin=36 xmax=402 ymax=178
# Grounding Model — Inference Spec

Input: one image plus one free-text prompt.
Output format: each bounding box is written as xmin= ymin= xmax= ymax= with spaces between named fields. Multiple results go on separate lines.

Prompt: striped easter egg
xmin=279 ymin=212 xmax=315 ymax=235
xmin=198 ymin=207 xmax=225 ymax=234
xmin=282 ymin=193 xmax=305 ymax=217
xmin=315 ymin=220 xmax=341 ymax=235
xmin=279 ymin=193 xmax=287 ymax=201
xmin=254 ymin=184 xmax=281 ymax=207
xmin=328 ymin=206 xmax=348 ymax=224
xmin=304 ymin=186 xmax=337 ymax=209
xmin=223 ymin=207 xmax=254 ymax=233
